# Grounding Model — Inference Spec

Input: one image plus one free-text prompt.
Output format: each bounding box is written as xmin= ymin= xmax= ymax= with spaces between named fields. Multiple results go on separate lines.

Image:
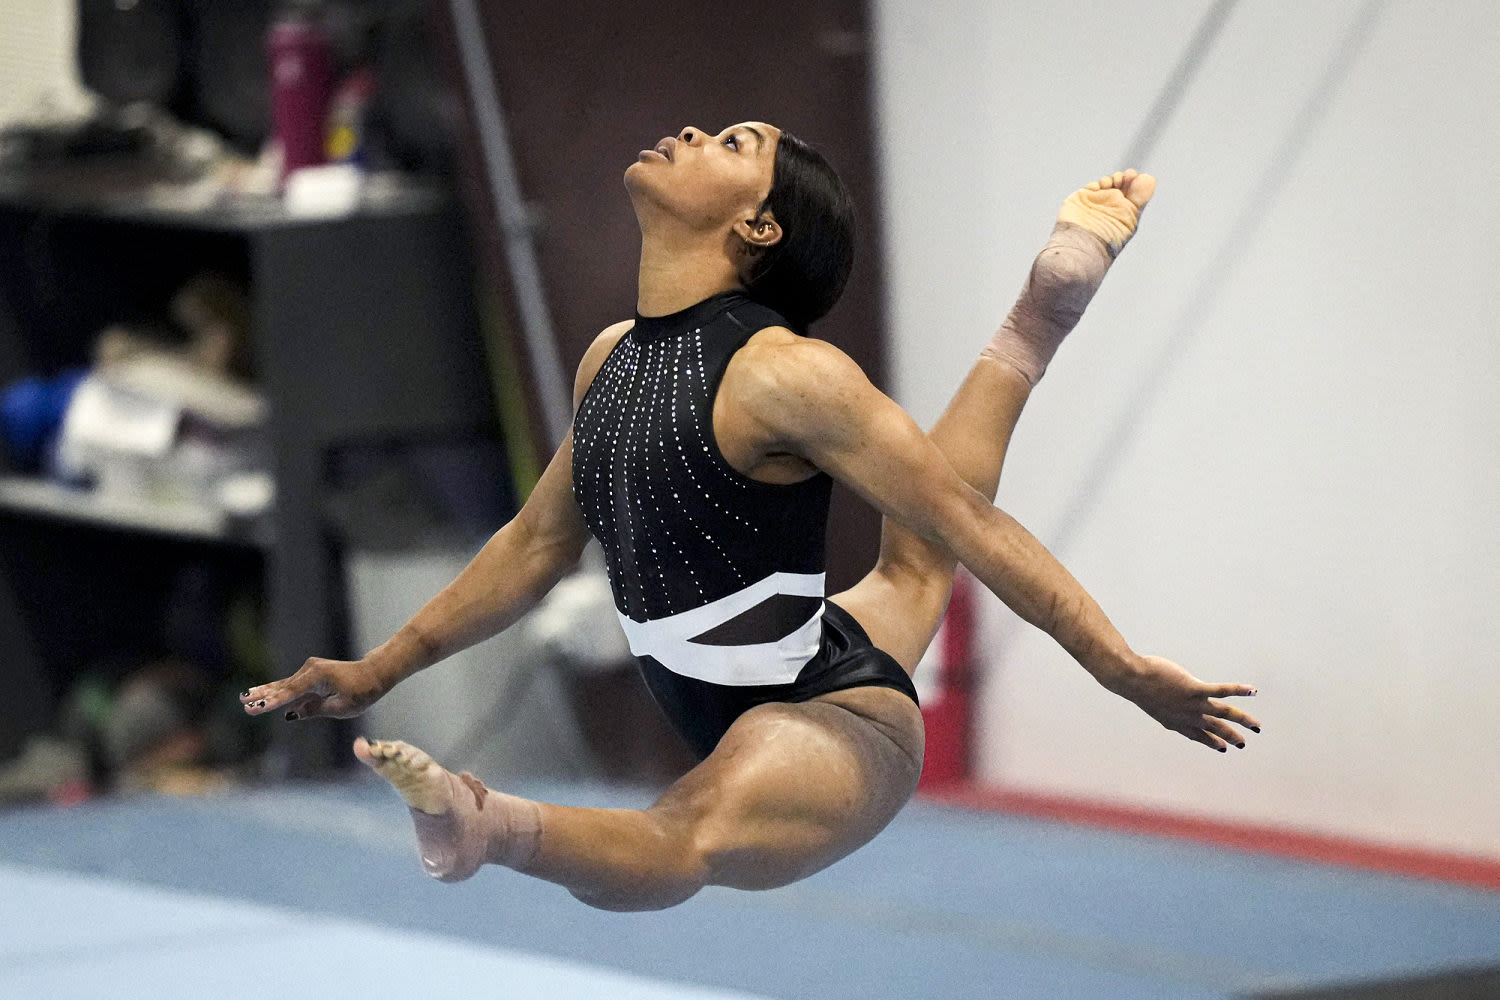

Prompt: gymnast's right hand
xmin=240 ymin=655 xmax=390 ymax=721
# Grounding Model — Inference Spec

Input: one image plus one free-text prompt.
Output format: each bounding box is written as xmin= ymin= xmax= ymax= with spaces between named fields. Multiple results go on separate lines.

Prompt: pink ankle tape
xmin=981 ymin=222 xmax=1113 ymax=385
xmin=486 ymin=793 xmax=542 ymax=871
xmin=409 ymin=772 xmax=542 ymax=882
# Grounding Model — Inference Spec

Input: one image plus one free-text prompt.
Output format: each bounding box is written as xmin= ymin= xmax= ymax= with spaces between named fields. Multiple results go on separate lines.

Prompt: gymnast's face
xmin=625 ymin=121 xmax=783 ymax=240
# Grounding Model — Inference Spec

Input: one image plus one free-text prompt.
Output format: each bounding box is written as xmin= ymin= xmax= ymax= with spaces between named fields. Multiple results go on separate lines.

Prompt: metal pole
xmin=448 ymin=0 xmax=573 ymax=449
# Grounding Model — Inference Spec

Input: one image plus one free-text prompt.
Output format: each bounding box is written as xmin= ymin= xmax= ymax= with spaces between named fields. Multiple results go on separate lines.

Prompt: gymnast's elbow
xmin=932 ymin=484 xmax=1007 ymax=571
xmin=519 ymin=522 xmax=587 ymax=592
xmin=894 ymin=476 xmax=988 ymax=557
xmin=482 ymin=512 xmax=584 ymax=600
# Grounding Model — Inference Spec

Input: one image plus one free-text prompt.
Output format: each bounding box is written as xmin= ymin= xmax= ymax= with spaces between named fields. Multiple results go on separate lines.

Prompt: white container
xmin=344 ymin=547 xmax=597 ymax=781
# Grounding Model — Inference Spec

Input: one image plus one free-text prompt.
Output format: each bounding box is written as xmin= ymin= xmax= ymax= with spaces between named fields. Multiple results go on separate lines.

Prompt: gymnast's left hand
xmin=1104 ymin=654 xmax=1261 ymax=752
xmin=239 ymin=655 xmax=391 ymax=722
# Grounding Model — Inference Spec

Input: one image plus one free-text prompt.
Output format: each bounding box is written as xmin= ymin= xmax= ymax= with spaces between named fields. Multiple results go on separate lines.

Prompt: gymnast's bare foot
xmin=1058 ymin=169 xmax=1156 ymax=255
xmin=985 ymin=169 xmax=1156 ymax=384
xmin=1031 ymin=170 xmax=1157 ymax=321
xmin=354 ymin=737 xmax=539 ymax=882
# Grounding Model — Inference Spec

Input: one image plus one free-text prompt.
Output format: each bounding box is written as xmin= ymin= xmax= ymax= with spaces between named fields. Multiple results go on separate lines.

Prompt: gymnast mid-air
xmin=242 ymin=121 xmax=1261 ymax=911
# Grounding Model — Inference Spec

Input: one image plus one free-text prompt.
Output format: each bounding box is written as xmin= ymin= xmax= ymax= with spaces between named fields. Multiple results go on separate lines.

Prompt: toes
xmin=353 ymin=736 xmax=379 ymax=765
xmin=398 ymin=743 xmax=433 ymax=770
xmin=356 ymin=738 xmax=399 ymax=765
xmin=1122 ymin=170 xmax=1152 ymax=209
xmin=358 ymin=739 xmax=451 ymax=814
xmin=1084 ymin=169 xmax=1154 ymax=209
xmin=358 ymin=738 xmax=434 ymax=772
xmin=1123 ymin=172 xmax=1157 ymax=210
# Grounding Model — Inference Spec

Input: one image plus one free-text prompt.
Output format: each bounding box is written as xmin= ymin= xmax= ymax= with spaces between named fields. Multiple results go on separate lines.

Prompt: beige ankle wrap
xmin=980 ymin=222 xmax=1114 ymax=385
xmin=409 ymin=770 xmax=542 ymax=882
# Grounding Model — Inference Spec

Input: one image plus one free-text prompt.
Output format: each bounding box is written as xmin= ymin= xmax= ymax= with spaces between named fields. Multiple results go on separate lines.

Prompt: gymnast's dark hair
xmin=743 ymin=132 xmax=855 ymax=332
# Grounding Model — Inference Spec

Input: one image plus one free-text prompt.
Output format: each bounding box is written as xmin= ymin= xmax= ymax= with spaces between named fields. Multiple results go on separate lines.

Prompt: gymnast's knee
xmin=567 ymin=878 xmax=703 ymax=913
xmin=876 ymin=555 xmax=955 ymax=626
xmin=568 ymin=810 xmax=714 ymax=912
xmin=688 ymin=798 xmax=823 ymax=894
xmin=567 ymin=851 xmax=709 ymax=912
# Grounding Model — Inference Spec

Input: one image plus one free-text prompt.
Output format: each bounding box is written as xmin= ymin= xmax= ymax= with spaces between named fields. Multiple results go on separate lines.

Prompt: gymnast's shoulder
xmin=728 ymin=326 xmax=869 ymax=412
xmin=573 ymin=320 xmax=633 ymax=407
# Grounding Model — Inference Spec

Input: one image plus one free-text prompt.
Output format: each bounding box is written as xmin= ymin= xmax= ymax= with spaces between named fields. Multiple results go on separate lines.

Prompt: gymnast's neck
xmin=635 ymin=224 xmax=750 ymax=319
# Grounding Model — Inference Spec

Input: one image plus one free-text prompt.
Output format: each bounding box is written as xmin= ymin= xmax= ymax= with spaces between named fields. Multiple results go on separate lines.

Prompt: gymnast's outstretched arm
xmin=240 ymin=327 xmax=629 ymax=723
xmin=733 ymin=330 xmax=1260 ymax=750
xmin=832 ymin=170 xmax=1155 ymax=672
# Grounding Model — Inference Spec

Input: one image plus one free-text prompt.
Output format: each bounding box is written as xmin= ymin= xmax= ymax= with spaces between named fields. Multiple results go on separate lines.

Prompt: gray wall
xmin=873 ymin=0 xmax=1499 ymax=857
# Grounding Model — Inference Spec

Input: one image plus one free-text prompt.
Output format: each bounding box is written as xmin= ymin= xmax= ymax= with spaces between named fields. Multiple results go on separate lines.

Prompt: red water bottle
xmin=267 ymin=2 xmax=334 ymax=182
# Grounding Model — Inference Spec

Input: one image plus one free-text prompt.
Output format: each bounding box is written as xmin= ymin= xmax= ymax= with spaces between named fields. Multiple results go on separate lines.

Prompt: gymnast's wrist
xmin=366 ymin=625 xmax=438 ymax=688
xmin=1083 ymin=645 xmax=1145 ymax=694
xmin=1057 ymin=625 xmax=1138 ymax=687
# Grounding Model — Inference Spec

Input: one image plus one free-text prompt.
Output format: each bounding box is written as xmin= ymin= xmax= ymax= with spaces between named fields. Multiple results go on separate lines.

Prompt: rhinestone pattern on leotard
xmin=571 ymin=292 xmax=832 ymax=625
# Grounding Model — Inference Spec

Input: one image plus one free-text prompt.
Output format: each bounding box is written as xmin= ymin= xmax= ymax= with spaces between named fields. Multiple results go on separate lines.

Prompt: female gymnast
xmin=242 ymin=122 xmax=1261 ymax=911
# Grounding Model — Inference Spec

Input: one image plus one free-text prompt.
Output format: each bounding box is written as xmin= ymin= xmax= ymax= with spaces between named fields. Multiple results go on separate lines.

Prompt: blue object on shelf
xmin=0 ymin=370 xmax=87 ymax=469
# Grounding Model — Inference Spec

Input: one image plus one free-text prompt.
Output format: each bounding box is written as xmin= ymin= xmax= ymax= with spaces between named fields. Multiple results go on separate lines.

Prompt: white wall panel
xmin=0 ymin=1 xmax=91 ymax=126
xmin=873 ymin=0 xmax=1500 ymax=857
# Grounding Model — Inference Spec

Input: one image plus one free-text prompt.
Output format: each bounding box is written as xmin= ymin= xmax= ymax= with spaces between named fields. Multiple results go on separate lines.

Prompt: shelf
xmin=0 ymin=196 xmax=486 ymax=773
xmin=0 ymin=475 xmax=268 ymax=548
xmin=0 ymin=173 xmax=449 ymax=234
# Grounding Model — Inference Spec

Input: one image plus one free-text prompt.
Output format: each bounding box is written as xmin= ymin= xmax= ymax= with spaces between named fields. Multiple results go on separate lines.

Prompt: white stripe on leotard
xmin=615 ymin=572 xmax=825 ymax=687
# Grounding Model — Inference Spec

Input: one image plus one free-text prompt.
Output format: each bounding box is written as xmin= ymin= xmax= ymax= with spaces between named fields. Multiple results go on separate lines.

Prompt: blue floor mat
xmin=2 ymin=779 xmax=1496 ymax=1000
xmin=0 ymin=864 xmax=774 ymax=1000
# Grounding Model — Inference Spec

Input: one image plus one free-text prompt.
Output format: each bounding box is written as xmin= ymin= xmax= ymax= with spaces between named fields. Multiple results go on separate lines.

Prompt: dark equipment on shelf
xmin=77 ymin=0 xmax=189 ymax=112
xmin=188 ymin=0 xmax=277 ymax=150
xmin=74 ymin=0 xmax=455 ymax=167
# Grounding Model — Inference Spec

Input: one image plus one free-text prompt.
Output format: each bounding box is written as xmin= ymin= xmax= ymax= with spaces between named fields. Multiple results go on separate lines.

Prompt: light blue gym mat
xmin=2 ymin=780 xmax=1496 ymax=999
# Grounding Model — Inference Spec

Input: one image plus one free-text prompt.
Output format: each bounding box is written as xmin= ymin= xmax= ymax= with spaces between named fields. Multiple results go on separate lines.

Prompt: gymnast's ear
xmin=735 ymin=211 xmax=783 ymax=253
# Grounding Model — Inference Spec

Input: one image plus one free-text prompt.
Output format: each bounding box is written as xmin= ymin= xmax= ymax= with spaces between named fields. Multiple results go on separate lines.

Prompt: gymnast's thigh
xmin=828 ymin=564 xmax=954 ymax=676
xmin=649 ymin=686 xmax=924 ymax=891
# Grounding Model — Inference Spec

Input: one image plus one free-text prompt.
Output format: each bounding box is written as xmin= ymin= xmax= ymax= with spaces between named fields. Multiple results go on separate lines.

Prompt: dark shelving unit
xmin=0 ymin=185 xmax=499 ymax=773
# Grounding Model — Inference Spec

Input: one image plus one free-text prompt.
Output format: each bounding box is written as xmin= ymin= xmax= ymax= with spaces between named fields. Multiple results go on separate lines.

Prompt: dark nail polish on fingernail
xmin=285 ymin=711 xmax=298 ymax=721
xmin=255 ymin=700 xmax=265 ymax=708
xmin=1251 ymin=726 xmax=1260 ymax=733
xmin=1236 ymin=743 xmax=1245 ymax=749
xmin=1217 ymin=745 xmax=1227 ymax=752
xmin=239 ymin=690 xmax=249 ymax=698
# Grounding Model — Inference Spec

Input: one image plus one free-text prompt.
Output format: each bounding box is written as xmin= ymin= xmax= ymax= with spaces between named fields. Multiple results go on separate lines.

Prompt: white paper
xmin=60 ymin=375 xmax=180 ymax=457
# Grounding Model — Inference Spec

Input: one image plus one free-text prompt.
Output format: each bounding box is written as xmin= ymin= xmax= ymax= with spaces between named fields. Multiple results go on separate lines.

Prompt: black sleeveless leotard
xmin=572 ymin=290 xmax=918 ymax=759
